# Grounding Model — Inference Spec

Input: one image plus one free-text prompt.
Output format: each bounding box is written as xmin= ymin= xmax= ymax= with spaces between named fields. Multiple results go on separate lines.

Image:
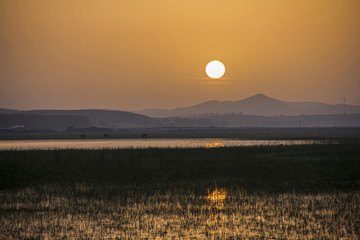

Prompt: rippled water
xmin=0 ymin=139 xmax=334 ymax=150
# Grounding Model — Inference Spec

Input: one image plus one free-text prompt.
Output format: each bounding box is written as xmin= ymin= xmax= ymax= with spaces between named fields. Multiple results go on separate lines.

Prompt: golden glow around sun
xmin=205 ymin=60 xmax=225 ymax=79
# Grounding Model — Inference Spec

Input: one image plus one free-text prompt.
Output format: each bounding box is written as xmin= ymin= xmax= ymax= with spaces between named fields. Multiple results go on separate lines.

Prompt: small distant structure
xmin=10 ymin=125 xmax=27 ymax=132
xmin=141 ymin=133 xmax=148 ymax=139
xmin=104 ymin=134 xmax=109 ymax=138
xmin=80 ymin=134 xmax=85 ymax=139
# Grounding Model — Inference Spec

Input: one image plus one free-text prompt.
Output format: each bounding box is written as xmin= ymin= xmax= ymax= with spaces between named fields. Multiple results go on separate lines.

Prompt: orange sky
xmin=1 ymin=0 xmax=360 ymax=110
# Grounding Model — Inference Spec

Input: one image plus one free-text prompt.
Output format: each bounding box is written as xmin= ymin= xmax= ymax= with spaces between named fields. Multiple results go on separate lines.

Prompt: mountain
xmin=0 ymin=109 xmax=161 ymax=130
xmin=0 ymin=114 xmax=90 ymax=130
xmin=137 ymin=94 xmax=360 ymax=117
xmin=0 ymin=108 xmax=21 ymax=115
xmin=2 ymin=94 xmax=360 ymax=130
xmin=24 ymin=109 xmax=161 ymax=128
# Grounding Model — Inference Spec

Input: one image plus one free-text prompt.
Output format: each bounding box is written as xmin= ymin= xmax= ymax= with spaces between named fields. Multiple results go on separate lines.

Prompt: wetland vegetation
xmin=0 ymin=144 xmax=359 ymax=239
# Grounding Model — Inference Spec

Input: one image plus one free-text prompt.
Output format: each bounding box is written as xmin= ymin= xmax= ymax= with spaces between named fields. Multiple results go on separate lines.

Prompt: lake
xmin=0 ymin=139 xmax=335 ymax=150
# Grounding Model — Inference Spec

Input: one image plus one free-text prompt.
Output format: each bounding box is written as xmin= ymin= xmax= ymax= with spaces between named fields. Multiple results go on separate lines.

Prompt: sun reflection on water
xmin=205 ymin=142 xmax=225 ymax=148
xmin=207 ymin=187 xmax=227 ymax=209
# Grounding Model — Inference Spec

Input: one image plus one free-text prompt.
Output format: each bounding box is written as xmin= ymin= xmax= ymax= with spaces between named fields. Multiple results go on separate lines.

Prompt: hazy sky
xmin=1 ymin=0 xmax=360 ymax=110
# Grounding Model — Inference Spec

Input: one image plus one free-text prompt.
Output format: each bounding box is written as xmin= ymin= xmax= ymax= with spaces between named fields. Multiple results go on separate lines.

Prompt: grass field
xmin=0 ymin=144 xmax=360 ymax=239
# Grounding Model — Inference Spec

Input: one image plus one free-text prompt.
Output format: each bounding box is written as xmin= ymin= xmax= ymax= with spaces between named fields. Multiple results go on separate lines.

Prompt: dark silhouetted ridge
xmin=137 ymin=94 xmax=360 ymax=117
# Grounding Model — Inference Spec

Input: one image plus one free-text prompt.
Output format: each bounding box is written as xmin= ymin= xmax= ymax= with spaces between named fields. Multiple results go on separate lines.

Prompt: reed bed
xmin=0 ymin=144 xmax=359 ymax=239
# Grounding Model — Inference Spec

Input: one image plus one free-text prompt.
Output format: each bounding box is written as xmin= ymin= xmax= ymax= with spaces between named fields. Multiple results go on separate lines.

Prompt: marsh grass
xmin=0 ymin=144 xmax=360 ymax=239
xmin=1 ymin=185 xmax=359 ymax=239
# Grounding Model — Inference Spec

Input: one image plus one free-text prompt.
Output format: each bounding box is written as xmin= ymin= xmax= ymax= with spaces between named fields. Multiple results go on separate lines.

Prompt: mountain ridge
xmin=137 ymin=94 xmax=360 ymax=118
xmin=0 ymin=109 xmax=161 ymax=129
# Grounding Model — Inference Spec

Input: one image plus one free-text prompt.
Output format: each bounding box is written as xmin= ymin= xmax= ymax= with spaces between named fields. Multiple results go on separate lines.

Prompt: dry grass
xmin=0 ymin=185 xmax=359 ymax=239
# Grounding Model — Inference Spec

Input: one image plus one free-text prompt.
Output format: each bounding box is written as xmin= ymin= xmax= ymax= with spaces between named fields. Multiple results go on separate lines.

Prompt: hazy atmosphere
xmin=1 ymin=2 xmax=360 ymax=239
xmin=1 ymin=0 xmax=360 ymax=110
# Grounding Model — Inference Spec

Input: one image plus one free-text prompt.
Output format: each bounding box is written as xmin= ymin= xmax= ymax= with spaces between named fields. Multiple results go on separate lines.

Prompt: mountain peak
xmin=248 ymin=93 xmax=273 ymax=100
xmin=137 ymin=94 xmax=360 ymax=118
xmin=241 ymin=93 xmax=278 ymax=103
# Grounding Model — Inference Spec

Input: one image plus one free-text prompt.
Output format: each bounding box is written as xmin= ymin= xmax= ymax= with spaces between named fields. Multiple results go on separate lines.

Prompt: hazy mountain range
xmin=137 ymin=94 xmax=360 ymax=118
xmin=1 ymin=94 xmax=360 ymax=130
xmin=0 ymin=109 xmax=161 ymax=130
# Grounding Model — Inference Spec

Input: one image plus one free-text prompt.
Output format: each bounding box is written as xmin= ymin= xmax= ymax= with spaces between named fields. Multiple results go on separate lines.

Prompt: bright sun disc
xmin=206 ymin=60 xmax=225 ymax=79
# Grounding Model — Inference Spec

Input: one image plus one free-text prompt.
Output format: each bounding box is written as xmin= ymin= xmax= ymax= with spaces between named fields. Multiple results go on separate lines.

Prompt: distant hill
xmin=1 ymin=95 xmax=360 ymax=130
xmin=24 ymin=109 xmax=161 ymax=128
xmin=0 ymin=109 xmax=161 ymax=130
xmin=0 ymin=108 xmax=21 ymax=115
xmin=0 ymin=114 xmax=90 ymax=130
xmin=137 ymin=94 xmax=360 ymax=117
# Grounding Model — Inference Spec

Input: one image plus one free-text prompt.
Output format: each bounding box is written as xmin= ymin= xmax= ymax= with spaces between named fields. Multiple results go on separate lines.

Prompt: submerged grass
xmin=0 ymin=144 xmax=360 ymax=239
xmin=1 ymin=185 xmax=359 ymax=239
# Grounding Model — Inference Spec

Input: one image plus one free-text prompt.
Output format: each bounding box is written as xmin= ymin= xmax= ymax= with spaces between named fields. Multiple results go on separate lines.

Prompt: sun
xmin=205 ymin=60 xmax=225 ymax=79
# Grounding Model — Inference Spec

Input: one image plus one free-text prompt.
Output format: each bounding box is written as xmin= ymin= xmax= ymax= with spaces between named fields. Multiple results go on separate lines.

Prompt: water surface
xmin=0 ymin=139 xmax=334 ymax=150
